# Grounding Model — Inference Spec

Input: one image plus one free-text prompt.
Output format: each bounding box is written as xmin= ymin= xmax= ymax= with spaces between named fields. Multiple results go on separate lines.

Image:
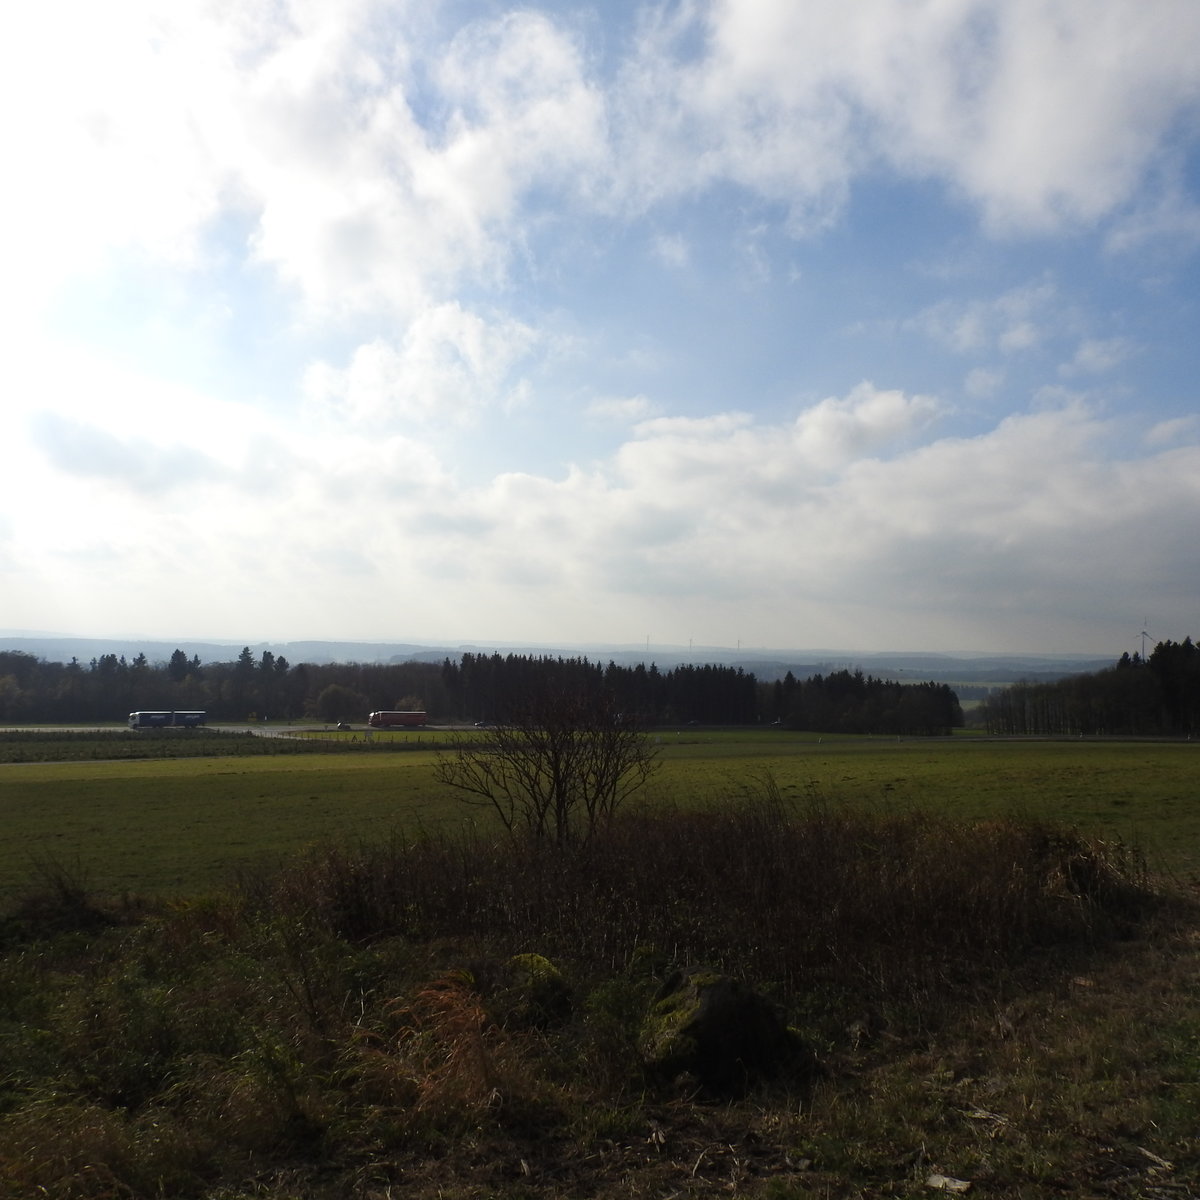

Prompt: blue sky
xmin=2 ymin=0 xmax=1199 ymax=655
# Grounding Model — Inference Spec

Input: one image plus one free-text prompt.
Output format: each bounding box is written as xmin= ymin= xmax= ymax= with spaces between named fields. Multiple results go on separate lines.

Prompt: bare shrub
xmin=435 ymin=682 xmax=659 ymax=845
xmin=1 ymin=854 xmax=117 ymax=944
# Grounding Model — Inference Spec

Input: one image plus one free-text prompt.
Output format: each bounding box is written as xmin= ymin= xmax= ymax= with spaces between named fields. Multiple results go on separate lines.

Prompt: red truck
xmin=367 ymin=710 xmax=428 ymax=728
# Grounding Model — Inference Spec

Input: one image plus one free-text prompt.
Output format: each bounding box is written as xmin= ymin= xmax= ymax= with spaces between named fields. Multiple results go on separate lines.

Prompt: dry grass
xmin=0 ymin=789 xmax=1190 ymax=1199
xmin=248 ymin=789 xmax=1151 ymax=1018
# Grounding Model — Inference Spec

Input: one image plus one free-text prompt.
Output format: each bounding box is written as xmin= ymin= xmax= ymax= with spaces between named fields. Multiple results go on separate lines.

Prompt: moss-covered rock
xmin=494 ymin=952 xmax=572 ymax=1029
xmin=639 ymin=967 xmax=813 ymax=1094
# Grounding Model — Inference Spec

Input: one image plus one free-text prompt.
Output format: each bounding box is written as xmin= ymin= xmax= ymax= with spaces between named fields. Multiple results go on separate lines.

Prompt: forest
xmin=978 ymin=637 xmax=1200 ymax=736
xmin=8 ymin=634 xmax=1196 ymax=737
xmin=763 ymin=668 xmax=963 ymax=736
xmin=0 ymin=646 xmax=962 ymax=735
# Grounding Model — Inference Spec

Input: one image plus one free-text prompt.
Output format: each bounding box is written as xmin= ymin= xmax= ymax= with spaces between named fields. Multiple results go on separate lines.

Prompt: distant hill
xmin=0 ymin=632 xmax=1114 ymax=685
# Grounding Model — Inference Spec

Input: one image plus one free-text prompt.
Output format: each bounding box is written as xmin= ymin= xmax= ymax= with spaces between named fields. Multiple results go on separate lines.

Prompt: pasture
xmin=1 ymin=729 xmax=1197 ymax=899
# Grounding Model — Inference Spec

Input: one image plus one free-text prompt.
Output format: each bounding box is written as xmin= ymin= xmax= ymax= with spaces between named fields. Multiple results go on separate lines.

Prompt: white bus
xmin=128 ymin=711 xmax=206 ymax=728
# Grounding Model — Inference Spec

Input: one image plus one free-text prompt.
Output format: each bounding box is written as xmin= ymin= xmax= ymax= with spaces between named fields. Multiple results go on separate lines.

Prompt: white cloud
xmin=0 ymin=1 xmax=609 ymax=329
xmin=791 ymin=383 xmax=944 ymax=466
xmin=303 ymin=303 xmax=538 ymax=428
xmin=952 ymin=0 xmax=1200 ymax=232
xmin=437 ymin=10 xmax=609 ymax=200
xmin=12 ymin=341 xmax=278 ymax=469
xmin=29 ymin=414 xmax=230 ymax=495
xmin=1106 ymin=181 xmax=1200 ymax=255
xmin=1145 ymin=415 xmax=1200 ymax=446
xmin=964 ymin=367 xmax=1005 ymax=398
xmin=5 ymin=0 xmax=1197 ymax=339
xmin=245 ymin=7 xmax=609 ymax=318
xmin=586 ymin=394 xmax=659 ymax=423
xmin=332 ymin=393 xmax=1196 ymax=649
xmin=610 ymin=0 xmax=1200 ymax=235
xmin=652 ymin=233 xmax=690 ymax=268
xmin=610 ymin=1 xmax=858 ymax=229
xmin=0 ymin=1 xmax=240 ymax=321
xmin=908 ymin=279 xmax=1059 ymax=354
xmin=1059 ymin=337 xmax=1135 ymax=376
xmin=5 ymin=366 xmax=1200 ymax=649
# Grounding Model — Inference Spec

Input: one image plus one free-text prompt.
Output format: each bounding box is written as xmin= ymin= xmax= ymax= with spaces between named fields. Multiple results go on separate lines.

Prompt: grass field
xmin=1 ymin=730 xmax=1197 ymax=898
xmin=655 ymin=733 xmax=1200 ymax=872
xmin=2 ymin=729 xmax=1199 ymax=1199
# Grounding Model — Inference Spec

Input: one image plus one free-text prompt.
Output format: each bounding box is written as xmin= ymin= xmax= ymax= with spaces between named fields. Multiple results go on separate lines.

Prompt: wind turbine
xmin=1139 ymin=624 xmax=1154 ymax=659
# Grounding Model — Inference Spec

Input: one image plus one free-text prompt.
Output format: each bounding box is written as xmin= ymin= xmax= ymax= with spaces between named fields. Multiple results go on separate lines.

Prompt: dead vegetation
xmin=0 ymin=788 xmax=1194 ymax=1199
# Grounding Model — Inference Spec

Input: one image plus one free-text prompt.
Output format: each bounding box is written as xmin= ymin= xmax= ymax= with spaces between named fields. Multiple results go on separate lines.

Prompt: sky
xmin=2 ymin=0 xmax=1199 ymax=657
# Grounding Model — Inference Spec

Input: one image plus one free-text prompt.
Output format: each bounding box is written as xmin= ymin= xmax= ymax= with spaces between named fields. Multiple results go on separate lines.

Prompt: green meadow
xmin=656 ymin=733 xmax=1200 ymax=866
xmin=2 ymin=730 xmax=1197 ymax=898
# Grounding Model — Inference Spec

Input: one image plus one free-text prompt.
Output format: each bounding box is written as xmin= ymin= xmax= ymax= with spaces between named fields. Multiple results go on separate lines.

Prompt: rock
xmin=639 ymin=967 xmax=813 ymax=1094
xmin=494 ymin=953 xmax=572 ymax=1028
xmin=927 ymin=1174 xmax=972 ymax=1193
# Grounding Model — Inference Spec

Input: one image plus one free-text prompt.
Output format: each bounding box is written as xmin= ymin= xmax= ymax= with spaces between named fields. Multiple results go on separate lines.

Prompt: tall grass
xmin=250 ymin=786 xmax=1148 ymax=1012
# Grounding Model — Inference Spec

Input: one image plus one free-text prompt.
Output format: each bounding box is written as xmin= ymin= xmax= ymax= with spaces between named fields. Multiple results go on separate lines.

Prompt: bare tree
xmin=434 ymin=683 xmax=659 ymax=845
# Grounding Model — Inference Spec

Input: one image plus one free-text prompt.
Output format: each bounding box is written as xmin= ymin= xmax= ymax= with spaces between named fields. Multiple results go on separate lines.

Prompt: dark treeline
xmin=1 ymin=646 xmax=961 ymax=734
xmin=760 ymin=668 xmax=963 ymax=736
xmin=440 ymin=653 xmax=760 ymax=725
xmin=980 ymin=638 xmax=1200 ymax=736
xmin=442 ymin=653 xmax=959 ymax=732
xmin=0 ymin=647 xmax=450 ymax=724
